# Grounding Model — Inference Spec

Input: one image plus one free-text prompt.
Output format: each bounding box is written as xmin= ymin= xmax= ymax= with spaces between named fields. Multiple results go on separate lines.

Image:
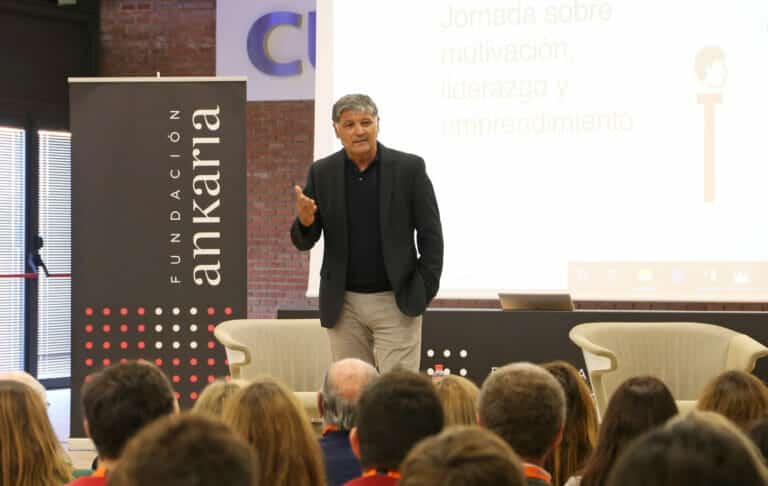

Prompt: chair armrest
xmin=213 ymin=324 xmax=252 ymax=379
xmin=568 ymin=328 xmax=618 ymax=373
xmin=725 ymin=334 xmax=768 ymax=372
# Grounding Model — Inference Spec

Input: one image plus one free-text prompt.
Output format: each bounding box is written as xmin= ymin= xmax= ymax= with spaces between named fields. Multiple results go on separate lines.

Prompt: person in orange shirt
xmin=344 ymin=370 xmax=444 ymax=486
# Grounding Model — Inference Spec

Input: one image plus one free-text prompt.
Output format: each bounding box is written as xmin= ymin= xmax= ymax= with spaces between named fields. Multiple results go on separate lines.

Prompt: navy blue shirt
xmin=320 ymin=430 xmax=362 ymax=486
xmin=345 ymin=146 xmax=392 ymax=293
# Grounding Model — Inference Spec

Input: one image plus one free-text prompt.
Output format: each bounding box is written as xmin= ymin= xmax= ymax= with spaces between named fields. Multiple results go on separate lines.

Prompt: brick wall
xmin=100 ymin=0 xmax=768 ymax=315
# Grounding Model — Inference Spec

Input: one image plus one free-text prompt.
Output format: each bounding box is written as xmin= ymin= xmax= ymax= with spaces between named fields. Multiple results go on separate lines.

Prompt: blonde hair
xmin=193 ymin=379 xmax=248 ymax=417
xmin=542 ymin=361 xmax=598 ymax=486
xmin=0 ymin=380 xmax=73 ymax=486
xmin=697 ymin=370 xmax=768 ymax=431
xmin=223 ymin=377 xmax=325 ymax=486
xmin=434 ymin=375 xmax=480 ymax=426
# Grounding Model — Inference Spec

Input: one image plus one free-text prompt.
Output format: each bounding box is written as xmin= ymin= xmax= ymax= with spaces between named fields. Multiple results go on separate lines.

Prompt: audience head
xmin=351 ymin=369 xmax=444 ymax=471
xmin=0 ymin=370 xmax=47 ymax=403
xmin=542 ymin=361 xmax=598 ymax=486
xmin=81 ymin=360 xmax=177 ymax=462
xmin=607 ymin=410 xmax=768 ymax=486
xmin=223 ymin=376 xmax=325 ymax=486
xmin=697 ymin=370 xmax=768 ymax=431
xmin=193 ymin=378 xmax=248 ymax=417
xmin=0 ymin=380 xmax=72 ymax=486
xmin=749 ymin=417 xmax=768 ymax=463
xmin=400 ymin=426 xmax=526 ymax=486
xmin=109 ymin=413 xmax=259 ymax=486
xmin=320 ymin=358 xmax=379 ymax=430
xmin=580 ymin=375 xmax=678 ymax=486
xmin=478 ymin=362 xmax=566 ymax=464
xmin=434 ymin=374 xmax=480 ymax=427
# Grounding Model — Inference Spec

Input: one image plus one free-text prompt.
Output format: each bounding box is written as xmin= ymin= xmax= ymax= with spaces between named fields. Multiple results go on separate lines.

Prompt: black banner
xmin=69 ymin=78 xmax=246 ymax=436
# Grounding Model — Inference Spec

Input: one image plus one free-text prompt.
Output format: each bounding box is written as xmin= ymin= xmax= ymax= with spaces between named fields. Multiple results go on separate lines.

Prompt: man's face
xmin=334 ymin=110 xmax=379 ymax=161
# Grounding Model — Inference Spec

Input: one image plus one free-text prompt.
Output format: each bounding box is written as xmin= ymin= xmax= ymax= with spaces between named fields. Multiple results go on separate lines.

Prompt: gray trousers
xmin=326 ymin=291 xmax=422 ymax=373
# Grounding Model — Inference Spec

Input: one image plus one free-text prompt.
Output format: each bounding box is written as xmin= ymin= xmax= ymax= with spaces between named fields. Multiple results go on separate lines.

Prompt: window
xmin=38 ymin=130 xmax=72 ymax=379
xmin=0 ymin=126 xmax=26 ymax=372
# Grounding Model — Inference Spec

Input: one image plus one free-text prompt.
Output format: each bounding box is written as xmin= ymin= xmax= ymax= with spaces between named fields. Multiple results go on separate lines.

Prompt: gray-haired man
xmin=318 ymin=358 xmax=380 ymax=486
xmin=291 ymin=93 xmax=444 ymax=373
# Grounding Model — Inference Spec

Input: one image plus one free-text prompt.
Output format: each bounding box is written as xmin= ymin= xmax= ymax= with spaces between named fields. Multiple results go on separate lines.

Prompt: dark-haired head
xmin=749 ymin=417 xmax=768 ymax=463
xmin=478 ymin=362 xmax=566 ymax=464
xmin=109 ymin=413 xmax=258 ymax=486
xmin=81 ymin=360 xmax=177 ymax=461
xmin=400 ymin=426 xmax=526 ymax=486
xmin=607 ymin=410 xmax=768 ymax=486
xmin=351 ymin=370 xmax=444 ymax=471
xmin=580 ymin=376 xmax=678 ymax=486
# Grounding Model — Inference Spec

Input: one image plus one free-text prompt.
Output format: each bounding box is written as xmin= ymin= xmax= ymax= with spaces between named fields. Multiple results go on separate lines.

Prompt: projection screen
xmin=309 ymin=0 xmax=768 ymax=301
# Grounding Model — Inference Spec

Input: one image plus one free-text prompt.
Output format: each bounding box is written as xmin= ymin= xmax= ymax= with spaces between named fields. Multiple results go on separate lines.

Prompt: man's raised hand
xmin=294 ymin=185 xmax=317 ymax=227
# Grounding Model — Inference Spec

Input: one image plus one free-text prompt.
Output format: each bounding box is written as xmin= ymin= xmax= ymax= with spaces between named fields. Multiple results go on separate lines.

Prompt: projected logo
xmin=695 ymin=46 xmax=727 ymax=203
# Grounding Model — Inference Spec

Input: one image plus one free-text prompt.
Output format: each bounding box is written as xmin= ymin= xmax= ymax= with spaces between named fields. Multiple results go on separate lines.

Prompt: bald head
xmin=321 ymin=359 xmax=379 ymax=430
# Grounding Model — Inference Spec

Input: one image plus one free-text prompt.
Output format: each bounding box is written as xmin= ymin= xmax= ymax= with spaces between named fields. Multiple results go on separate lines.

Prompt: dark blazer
xmin=291 ymin=143 xmax=443 ymax=328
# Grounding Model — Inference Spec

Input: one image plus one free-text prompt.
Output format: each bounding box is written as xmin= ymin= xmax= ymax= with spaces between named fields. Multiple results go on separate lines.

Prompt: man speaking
xmin=291 ymin=94 xmax=443 ymax=373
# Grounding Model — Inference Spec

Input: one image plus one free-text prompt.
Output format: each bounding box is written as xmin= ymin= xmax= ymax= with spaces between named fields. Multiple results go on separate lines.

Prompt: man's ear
xmin=349 ymin=426 xmax=361 ymax=460
xmin=332 ymin=122 xmax=341 ymax=139
xmin=317 ymin=392 xmax=325 ymax=417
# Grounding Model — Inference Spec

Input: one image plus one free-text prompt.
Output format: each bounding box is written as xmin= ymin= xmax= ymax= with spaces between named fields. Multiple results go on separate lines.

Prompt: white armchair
xmin=569 ymin=321 xmax=768 ymax=418
xmin=214 ymin=318 xmax=333 ymax=434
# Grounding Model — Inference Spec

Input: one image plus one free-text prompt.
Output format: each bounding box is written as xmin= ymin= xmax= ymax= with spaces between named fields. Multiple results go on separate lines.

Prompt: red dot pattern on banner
xmin=81 ymin=303 xmax=234 ymax=407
